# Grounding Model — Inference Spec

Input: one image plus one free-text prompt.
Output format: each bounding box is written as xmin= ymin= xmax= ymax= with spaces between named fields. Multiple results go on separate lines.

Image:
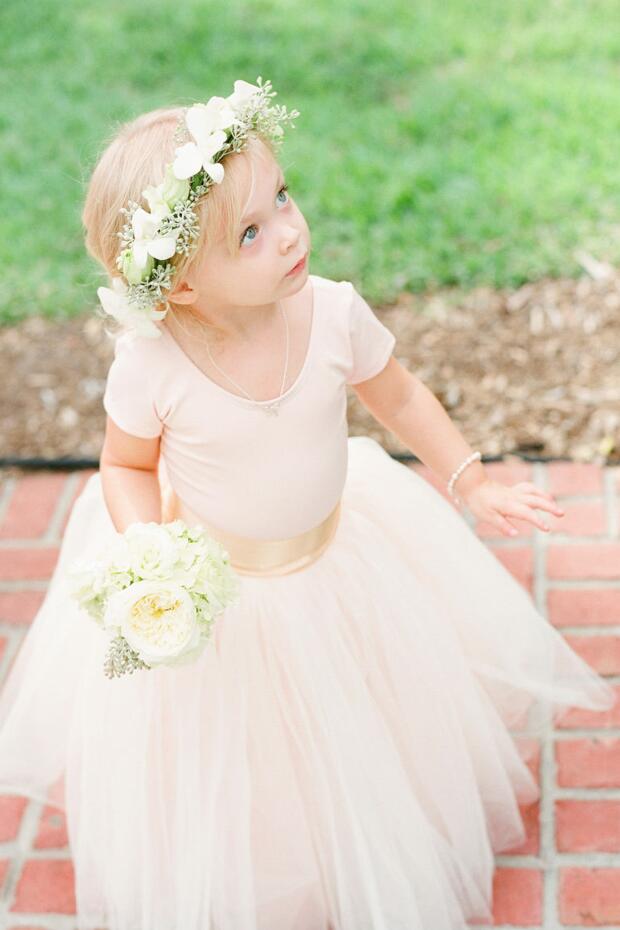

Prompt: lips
xmin=286 ymin=253 xmax=307 ymax=276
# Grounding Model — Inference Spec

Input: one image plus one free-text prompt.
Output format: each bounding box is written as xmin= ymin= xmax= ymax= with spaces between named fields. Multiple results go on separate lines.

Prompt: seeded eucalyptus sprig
xmin=103 ymin=631 xmax=152 ymax=679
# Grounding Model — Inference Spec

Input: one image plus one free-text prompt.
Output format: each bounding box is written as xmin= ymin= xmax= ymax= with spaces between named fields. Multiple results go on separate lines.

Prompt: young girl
xmin=0 ymin=78 xmax=615 ymax=930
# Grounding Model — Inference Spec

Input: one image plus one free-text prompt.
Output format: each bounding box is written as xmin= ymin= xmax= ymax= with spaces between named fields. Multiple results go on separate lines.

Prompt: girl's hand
xmin=459 ymin=479 xmax=565 ymax=537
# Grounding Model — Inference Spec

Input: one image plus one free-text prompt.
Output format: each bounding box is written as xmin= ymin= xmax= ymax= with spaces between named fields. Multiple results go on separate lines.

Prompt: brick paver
xmin=0 ymin=461 xmax=619 ymax=929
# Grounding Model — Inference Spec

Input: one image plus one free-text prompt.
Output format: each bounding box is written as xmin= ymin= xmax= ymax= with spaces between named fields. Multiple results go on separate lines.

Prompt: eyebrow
xmin=238 ymin=169 xmax=285 ymax=227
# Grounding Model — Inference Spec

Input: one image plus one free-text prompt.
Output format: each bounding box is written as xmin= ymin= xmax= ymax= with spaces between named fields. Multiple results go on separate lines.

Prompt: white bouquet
xmin=67 ymin=519 xmax=241 ymax=679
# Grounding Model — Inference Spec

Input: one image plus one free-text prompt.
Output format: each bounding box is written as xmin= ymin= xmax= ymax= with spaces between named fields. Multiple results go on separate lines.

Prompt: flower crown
xmin=96 ymin=77 xmax=300 ymax=338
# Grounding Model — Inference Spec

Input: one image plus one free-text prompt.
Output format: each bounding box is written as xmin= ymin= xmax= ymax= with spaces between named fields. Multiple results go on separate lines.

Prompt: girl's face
xmin=180 ymin=148 xmax=311 ymax=313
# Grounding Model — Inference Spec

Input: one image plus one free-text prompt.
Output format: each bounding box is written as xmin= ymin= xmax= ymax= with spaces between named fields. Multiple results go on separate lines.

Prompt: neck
xmin=170 ymin=299 xmax=282 ymax=344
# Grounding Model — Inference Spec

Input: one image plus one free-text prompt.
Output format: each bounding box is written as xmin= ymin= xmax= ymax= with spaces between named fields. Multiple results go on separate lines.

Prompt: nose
xmin=279 ymin=224 xmax=301 ymax=254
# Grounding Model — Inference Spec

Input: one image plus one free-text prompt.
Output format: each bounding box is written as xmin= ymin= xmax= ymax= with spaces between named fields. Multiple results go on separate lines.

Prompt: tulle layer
xmin=0 ymin=436 xmax=615 ymax=930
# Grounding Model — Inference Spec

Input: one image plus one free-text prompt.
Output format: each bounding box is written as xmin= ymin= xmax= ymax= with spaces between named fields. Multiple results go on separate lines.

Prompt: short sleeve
xmin=345 ymin=283 xmax=396 ymax=385
xmin=103 ymin=333 xmax=164 ymax=439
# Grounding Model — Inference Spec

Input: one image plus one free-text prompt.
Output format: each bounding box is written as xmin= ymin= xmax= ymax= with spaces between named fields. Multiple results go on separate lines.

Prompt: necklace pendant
xmin=263 ymin=402 xmax=280 ymax=416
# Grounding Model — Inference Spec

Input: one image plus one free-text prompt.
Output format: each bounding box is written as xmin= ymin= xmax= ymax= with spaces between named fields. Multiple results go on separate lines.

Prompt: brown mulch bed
xmin=2 ymin=256 xmax=619 ymax=473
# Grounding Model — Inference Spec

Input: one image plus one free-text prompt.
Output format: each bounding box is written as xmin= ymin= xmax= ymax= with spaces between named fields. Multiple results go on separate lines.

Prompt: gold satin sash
xmin=162 ymin=484 xmax=341 ymax=577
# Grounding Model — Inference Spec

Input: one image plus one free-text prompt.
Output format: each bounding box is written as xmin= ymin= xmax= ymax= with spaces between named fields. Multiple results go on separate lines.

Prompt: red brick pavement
xmin=0 ymin=461 xmax=619 ymax=929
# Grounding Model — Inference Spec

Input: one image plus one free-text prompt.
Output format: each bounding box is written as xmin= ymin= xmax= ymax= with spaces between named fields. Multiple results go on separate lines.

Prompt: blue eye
xmin=239 ymin=184 xmax=290 ymax=247
xmin=276 ymin=184 xmax=289 ymax=204
xmin=240 ymin=227 xmax=257 ymax=246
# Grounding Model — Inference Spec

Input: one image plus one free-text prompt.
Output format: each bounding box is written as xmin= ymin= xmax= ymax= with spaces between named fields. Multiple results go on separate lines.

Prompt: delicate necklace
xmin=182 ymin=301 xmax=290 ymax=417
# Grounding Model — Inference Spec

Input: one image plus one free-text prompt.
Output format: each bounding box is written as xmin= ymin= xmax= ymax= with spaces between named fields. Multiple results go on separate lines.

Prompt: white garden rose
xmin=123 ymin=522 xmax=179 ymax=580
xmin=104 ymin=579 xmax=202 ymax=666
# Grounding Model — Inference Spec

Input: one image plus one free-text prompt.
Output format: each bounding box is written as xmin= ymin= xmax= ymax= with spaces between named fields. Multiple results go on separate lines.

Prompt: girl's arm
xmin=99 ymin=417 xmax=163 ymax=533
xmin=352 ymin=356 xmax=564 ymax=537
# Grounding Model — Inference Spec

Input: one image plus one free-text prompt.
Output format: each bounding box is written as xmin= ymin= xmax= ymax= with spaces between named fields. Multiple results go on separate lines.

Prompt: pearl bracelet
xmin=447 ymin=451 xmax=482 ymax=501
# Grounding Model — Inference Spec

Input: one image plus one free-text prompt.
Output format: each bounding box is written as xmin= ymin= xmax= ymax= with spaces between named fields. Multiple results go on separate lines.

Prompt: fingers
xmin=491 ymin=513 xmax=519 ymax=537
xmin=514 ymin=482 xmax=564 ymax=508
xmin=502 ymin=501 xmax=552 ymax=531
xmin=515 ymin=481 xmax=552 ymax=496
xmin=513 ymin=482 xmax=565 ymax=515
xmin=518 ymin=493 xmax=565 ymax=517
xmin=479 ymin=481 xmax=566 ymax=538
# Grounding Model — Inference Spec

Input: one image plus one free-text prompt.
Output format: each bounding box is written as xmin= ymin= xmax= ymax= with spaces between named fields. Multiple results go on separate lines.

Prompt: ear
xmin=168 ymin=279 xmax=198 ymax=305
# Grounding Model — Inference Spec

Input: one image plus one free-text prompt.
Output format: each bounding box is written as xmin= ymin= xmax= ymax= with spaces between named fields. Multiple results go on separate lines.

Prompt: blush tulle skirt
xmin=0 ymin=436 xmax=615 ymax=930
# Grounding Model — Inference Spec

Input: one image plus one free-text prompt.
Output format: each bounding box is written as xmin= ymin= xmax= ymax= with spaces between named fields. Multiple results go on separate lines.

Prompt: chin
xmin=283 ymin=265 xmax=309 ymax=293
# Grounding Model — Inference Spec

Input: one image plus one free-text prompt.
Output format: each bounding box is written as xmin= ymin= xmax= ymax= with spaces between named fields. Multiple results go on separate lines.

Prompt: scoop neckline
xmin=160 ymin=275 xmax=316 ymax=408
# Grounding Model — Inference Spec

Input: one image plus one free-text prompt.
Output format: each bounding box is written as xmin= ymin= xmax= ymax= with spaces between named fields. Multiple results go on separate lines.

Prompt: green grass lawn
xmin=1 ymin=0 xmax=619 ymax=322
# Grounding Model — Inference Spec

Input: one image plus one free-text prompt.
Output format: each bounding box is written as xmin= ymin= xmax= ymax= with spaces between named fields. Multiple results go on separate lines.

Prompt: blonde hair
xmin=81 ymin=105 xmax=278 ymax=336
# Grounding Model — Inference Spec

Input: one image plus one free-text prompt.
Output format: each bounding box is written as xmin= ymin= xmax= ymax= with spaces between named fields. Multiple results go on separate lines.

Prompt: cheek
xmin=296 ymin=206 xmax=310 ymax=236
xmin=237 ymin=243 xmax=273 ymax=284
xmin=241 ymin=238 xmax=268 ymax=262
xmin=290 ymin=199 xmax=305 ymax=221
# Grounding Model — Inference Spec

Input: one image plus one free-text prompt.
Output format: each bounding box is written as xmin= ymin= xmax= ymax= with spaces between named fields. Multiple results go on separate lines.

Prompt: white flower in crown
xmin=172 ymin=105 xmax=233 ymax=182
xmin=97 ymin=277 xmax=166 ymax=339
xmin=143 ymin=164 xmax=190 ymax=217
xmin=226 ymin=79 xmax=262 ymax=109
xmin=97 ymin=77 xmax=300 ymax=339
xmin=173 ymin=126 xmax=228 ymax=182
xmin=130 ymin=205 xmax=181 ymax=269
xmin=120 ymin=247 xmax=154 ymax=285
xmin=172 ymin=81 xmax=263 ymax=182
